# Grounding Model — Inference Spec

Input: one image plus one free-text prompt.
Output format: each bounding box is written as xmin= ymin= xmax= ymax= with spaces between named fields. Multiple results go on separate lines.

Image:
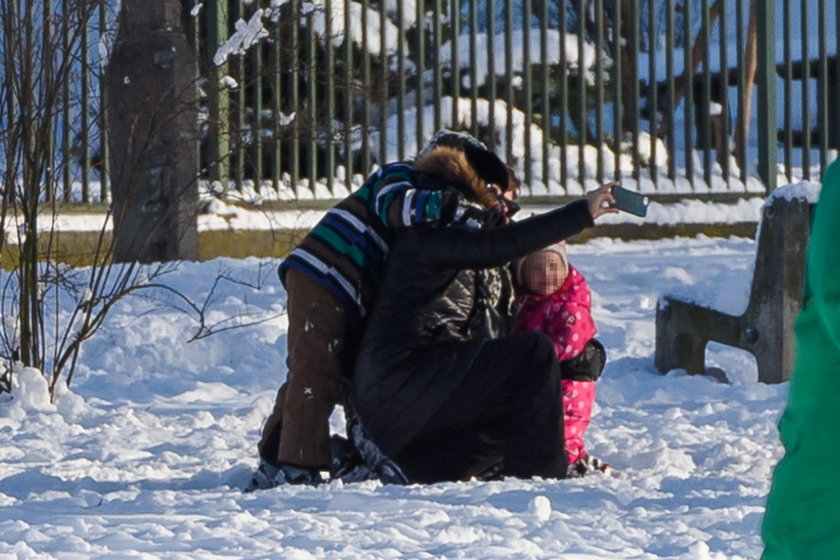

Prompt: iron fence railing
xmin=3 ymin=1 xmax=839 ymax=204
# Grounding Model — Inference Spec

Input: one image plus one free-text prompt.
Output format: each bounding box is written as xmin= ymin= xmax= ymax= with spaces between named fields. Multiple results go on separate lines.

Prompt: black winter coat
xmin=353 ymin=199 xmax=594 ymax=458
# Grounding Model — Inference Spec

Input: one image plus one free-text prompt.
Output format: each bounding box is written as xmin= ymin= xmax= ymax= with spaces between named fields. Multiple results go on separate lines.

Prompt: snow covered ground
xmin=0 ymin=232 xmax=785 ymax=559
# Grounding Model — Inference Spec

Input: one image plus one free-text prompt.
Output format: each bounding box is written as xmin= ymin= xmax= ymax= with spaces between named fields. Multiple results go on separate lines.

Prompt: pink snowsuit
xmin=515 ymin=264 xmax=597 ymax=464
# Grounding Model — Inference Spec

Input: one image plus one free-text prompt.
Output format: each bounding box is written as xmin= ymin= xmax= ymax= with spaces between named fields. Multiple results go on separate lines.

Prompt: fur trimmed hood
xmin=413 ymin=145 xmax=499 ymax=210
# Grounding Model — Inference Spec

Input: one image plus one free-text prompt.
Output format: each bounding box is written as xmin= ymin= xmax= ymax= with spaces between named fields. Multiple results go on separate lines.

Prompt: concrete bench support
xmin=654 ymin=196 xmax=812 ymax=384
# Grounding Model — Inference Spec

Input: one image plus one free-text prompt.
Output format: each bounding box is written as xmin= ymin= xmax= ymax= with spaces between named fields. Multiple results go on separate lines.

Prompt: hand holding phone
xmin=610 ymin=185 xmax=650 ymax=217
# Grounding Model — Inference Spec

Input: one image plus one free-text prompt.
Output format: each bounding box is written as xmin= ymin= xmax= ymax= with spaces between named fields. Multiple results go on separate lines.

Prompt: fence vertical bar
xmin=486 ymin=0 xmax=496 ymax=151
xmin=291 ymin=0 xmax=301 ymax=191
xmin=666 ymin=0 xmax=676 ymax=181
xmin=378 ymin=0 xmax=387 ymax=164
xmin=719 ymin=0 xmax=729 ymax=186
xmin=756 ymin=1 xmax=777 ymax=192
xmin=560 ymin=0 xmax=568 ymax=187
xmin=206 ymin=0 xmax=230 ymax=193
xmin=782 ymin=0 xmax=792 ymax=182
xmin=735 ymin=0 xmax=746 ymax=183
xmin=595 ymin=0 xmax=605 ymax=184
xmin=576 ymin=0 xmax=586 ymax=186
xmin=97 ymin=0 xmax=108 ymax=202
xmin=646 ymin=0 xmax=656 ymax=187
xmin=611 ymin=0 xmax=621 ymax=182
xmin=234 ymin=2 xmax=245 ymax=191
xmin=451 ymin=0 xmax=461 ymax=128
xmin=817 ymin=0 xmax=828 ymax=174
xmin=61 ymin=0 xmax=71 ymax=200
xmin=415 ymin=0 xmax=424 ymax=151
xmin=252 ymin=20 xmax=264 ymax=192
xmin=307 ymin=12 xmax=317 ymax=191
xmin=469 ymin=0 xmax=478 ymax=138
xmin=81 ymin=9 xmax=90 ymax=202
xmin=271 ymin=17 xmax=281 ymax=192
xmin=800 ymin=0 xmax=810 ymax=181
xmin=191 ymin=0 xmax=201 ymax=185
xmin=683 ymin=0 xmax=694 ymax=188
xmin=396 ymin=1 xmax=405 ymax=159
xmin=325 ymin=0 xmax=335 ymax=191
xmin=504 ymin=0 xmax=513 ymax=165
xmin=700 ymin=0 xmax=711 ymax=188
xmin=433 ymin=0 xmax=442 ymax=132
xmin=343 ymin=0 xmax=353 ymax=190
xmin=522 ymin=0 xmax=532 ymax=189
xmin=361 ymin=0 xmax=370 ymax=175
xmin=629 ymin=0 xmax=640 ymax=185
xmin=539 ymin=0 xmax=548 ymax=188
xmin=43 ymin=0 xmax=55 ymax=203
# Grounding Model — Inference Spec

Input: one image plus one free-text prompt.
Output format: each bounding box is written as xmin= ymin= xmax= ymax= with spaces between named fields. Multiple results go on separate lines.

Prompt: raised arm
xmin=411 ymin=184 xmax=617 ymax=271
xmin=369 ymin=163 xmax=469 ymax=229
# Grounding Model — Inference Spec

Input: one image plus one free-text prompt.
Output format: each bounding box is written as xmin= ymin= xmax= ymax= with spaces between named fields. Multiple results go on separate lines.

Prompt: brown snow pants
xmin=258 ymin=267 xmax=355 ymax=470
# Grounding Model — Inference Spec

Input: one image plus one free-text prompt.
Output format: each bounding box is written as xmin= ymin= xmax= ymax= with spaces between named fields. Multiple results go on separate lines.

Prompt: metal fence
xmin=5 ymin=1 xmax=839 ymax=203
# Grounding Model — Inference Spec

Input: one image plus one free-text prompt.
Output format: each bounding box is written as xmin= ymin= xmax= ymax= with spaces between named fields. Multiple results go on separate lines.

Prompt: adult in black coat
xmin=353 ymin=145 xmax=618 ymax=483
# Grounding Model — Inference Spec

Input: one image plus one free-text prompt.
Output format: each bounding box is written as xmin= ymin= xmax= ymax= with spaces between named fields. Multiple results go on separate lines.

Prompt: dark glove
xmin=559 ymin=339 xmax=606 ymax=381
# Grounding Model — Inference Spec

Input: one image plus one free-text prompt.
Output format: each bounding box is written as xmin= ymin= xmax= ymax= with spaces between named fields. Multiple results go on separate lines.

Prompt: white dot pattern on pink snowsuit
xmin=561 ymin=379 xmax=596 ymax=464
xmin=514 ymin=264 xmax=599 ymax=464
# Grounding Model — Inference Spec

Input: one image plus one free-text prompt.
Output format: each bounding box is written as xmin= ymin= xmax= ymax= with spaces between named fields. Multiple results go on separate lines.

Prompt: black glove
xmin=559 ymin=339 xmax=606 ymax=381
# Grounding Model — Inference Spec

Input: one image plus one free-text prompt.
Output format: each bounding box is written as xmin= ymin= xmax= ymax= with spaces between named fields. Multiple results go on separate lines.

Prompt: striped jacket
xmin=279 ymin=162 xmax=454 ymax=322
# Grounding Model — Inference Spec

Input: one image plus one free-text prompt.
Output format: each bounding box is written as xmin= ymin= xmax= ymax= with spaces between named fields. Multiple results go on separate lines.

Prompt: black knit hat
xmin=421 ymin=130 xmax=510 ymax=189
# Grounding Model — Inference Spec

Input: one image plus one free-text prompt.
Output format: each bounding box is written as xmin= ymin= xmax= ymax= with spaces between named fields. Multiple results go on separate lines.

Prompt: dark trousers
xmin=396 ymin=331 xmax=566 ymax=482
xmin=258 ymin=267 xmax=355 ymax=469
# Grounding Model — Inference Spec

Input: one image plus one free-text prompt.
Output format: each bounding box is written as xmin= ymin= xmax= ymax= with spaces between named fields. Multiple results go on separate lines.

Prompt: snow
xmin=440 ymin=29 xmax=600 ymax=88
xmin=213 ymin=9 xmax=270 ymax=66
xmin=10 ymin=191 xmax=766 ymax=236
xmin=0 ymin=231 xmax=787 ymax=558
xmin=26 ymin=182 xmax=770 ymax=235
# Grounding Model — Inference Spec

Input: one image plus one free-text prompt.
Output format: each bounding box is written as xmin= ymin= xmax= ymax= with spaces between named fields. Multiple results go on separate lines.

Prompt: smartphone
xmin=611 ymin=185 xmax=650 ymax=217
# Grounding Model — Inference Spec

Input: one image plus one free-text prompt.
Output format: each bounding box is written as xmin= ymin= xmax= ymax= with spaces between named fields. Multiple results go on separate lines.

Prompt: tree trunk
xmin=106 ymin=0 xmax=199 ymax=263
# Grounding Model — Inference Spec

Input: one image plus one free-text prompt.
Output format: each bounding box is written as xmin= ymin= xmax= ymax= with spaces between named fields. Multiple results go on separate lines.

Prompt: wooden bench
xmin=654 ymin=187 xmax=816 ymax=384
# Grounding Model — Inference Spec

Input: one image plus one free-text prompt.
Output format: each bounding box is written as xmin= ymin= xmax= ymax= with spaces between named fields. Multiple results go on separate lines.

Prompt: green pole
xmin=756 ymin=2 xmax=777 ymax=192
xmin=207 ymin=0 xmax=230 ymax=190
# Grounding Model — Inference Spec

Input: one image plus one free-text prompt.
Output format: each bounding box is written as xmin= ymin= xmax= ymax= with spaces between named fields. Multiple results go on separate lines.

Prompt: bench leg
xmin=655 ymin=300 xmax=707 ymax=374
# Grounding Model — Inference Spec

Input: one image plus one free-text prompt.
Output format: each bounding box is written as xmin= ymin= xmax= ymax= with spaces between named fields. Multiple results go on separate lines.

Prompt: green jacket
xmin=762 ymin=159 xmax=840 ymax=559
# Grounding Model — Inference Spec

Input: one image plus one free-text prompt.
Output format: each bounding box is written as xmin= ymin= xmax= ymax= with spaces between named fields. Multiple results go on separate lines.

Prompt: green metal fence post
xmin=504 ymin=0 xmax=513 ymax=166
xmin=206 ymin=0 xmax=230 ymax=191
xmin=271 ymin=19 xmax=282 ymax=192
xmin=486 ymin=0 xmax=496 ymax=151
xmin=343 ymin=0 xmax=353 ymax=191
xmin=98 ymin=0 xmax=109 ymax=202
xmin=799 ymin=0 xmax=810 ymax=180
xmin=416 ymin=0 xmax=425 ymax=151
xmin=81 ymin=11 xmax=90 ymax=202
xmin=233 ymin=1 xmax=245 ymax=191
xmin=61 ymin=0 xmax=71 ymax=200
xmin=451 ymin=0 xmax=461 ymax=130
xmin=756 ymin=1 xmax=777 ymax=192
xmin=522 ymin=0 xmax=532 ymax=189
xmin=44 ymin=0 xmax=55 ymax=203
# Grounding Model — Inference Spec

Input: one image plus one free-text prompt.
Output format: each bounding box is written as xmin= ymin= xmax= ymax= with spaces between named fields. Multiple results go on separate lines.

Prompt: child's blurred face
xmin=521 ymin=251 xmax=567 ymax=295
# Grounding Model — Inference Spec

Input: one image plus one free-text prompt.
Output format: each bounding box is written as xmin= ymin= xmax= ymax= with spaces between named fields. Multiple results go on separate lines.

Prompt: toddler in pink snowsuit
xmin=514 ymin=242 xmax=609 ymax=477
